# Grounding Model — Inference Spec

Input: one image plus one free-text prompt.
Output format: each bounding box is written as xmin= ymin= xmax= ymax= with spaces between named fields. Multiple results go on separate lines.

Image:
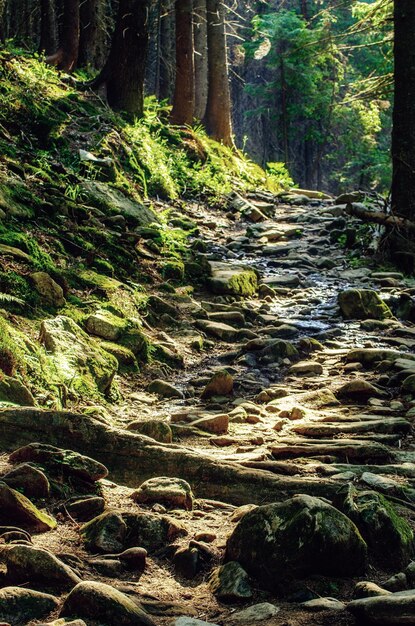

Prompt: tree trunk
xmin=203 ymin=0 xmax=233 ymax=146
xmin=91 ymin=0 xmax=150 ymax=117
xmin=157 ymin=0 xmax=174 ymax=100
xmin=194 ymin=0 xmax=208 ymax=120
xmin=0 ymin=0 xmax=6 ymax=40
xmin=39 ymin=0 xmax=57 ymax=55
xmin=78 ymin=0 xmax=104 ymax=68
xmin=0 ymin=408 xmax=340 ymax=505
xmin=46 ymin=0 xmax=80 ymax=72
xmin=170 ymin=0 xmax=195 ymax=125
xmin=389 ymin=0 xmax=415 ymax=269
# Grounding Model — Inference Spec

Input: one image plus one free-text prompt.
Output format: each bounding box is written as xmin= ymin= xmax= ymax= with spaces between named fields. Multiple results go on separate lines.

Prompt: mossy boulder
xmin=5 ymin=544 xmax=81 ymax=589
xmin=201 ymin=370 xmax=234 ymax=399
xmin=207 ymin=261 xmax=258 ymax=297
xmin=338 ymin=289 xmax=393 ymax=320
xmin=0 ymin=586 xmax=59 ymax=625
xmin=258 ymin=339 xmax=298 ymax=363
xmin=340 ymin=487 xmax=414 ymax=569
xmin=2 ymin=463 xmax=50 ymax=498
xmin=0 ymin=375 xmax=35 ymax=406
xmin=82 ymin=181 xmax=159 ymax=227
xmin=225 ymin=494 xmax=367 ymax=589
xmin=60 ymin=581 xmax=155 ymax=626
xmin=30 ymin=272 xmax=65 ymax=308
xmin=85 ymin=310 xmax=128 ymax=341
xmin=100 ymin=342 xmax=138 ymax=371
xmin=209 ymin=561 xmax=253 ymax=601
xmin=39 ymin=315 xmax=118 ymax=398
xmin=81 ymin=512 xmax=127 ymax=553
xmin=0 ymin=481 xmax=56 ymax=533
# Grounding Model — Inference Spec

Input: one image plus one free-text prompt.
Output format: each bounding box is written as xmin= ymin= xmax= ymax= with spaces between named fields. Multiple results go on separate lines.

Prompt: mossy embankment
xmin=0 ymin=48 xmax=290 ymax=410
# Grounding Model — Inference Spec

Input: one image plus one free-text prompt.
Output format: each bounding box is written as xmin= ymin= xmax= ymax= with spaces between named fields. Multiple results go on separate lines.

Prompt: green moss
xmin=92 ymin=258 xmax=114 ymax=277
xmin=161 ymin=259 xmax=185 ymax=281
xmin=0 ymin=271 xmax=40 ymax=309
xmin=228 ymin=270 xmax=258 ymax=297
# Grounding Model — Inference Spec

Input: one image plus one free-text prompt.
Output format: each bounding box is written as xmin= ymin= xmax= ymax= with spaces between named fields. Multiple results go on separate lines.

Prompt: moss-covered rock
xmin=60 ymin=581 xmax=155 ymax=626
xmin=131 ymin=477 xmax=194 ymax=510
xmin=39 ymin=315 xmax=118 ymax=398
xmin=5 ymin=544 xmax=81 ymax=589
xmin=82 ymin=181 xmax=159 ymax=227
xmin=207 ymin=261 xmax=258 ymax=297
xmin=0 ymin=481 xmax=56 ymax=533
xmin=0 ymin=586 xmax=59 ymax=625
xmin=340 ymin=487 xmax=414 ymax=569
xmin=85 ymin=310 xmax=128 ymax=341
xmin=225 ymin=494 xmax=367 ymax=589
xmin=338 ymin=289 xmax=393 ymax=320
xmin=209 ymin=561 xmax=253 ymax=601
xmin=30 ymin=272 xmax=65 ymax=307
xmin=0 ymin=375 xmax=35 ymax=406
xmin=126 ymin=419 xmax=172 ymax=443
xmin=81 ymin=512 xmax=127 ymax=553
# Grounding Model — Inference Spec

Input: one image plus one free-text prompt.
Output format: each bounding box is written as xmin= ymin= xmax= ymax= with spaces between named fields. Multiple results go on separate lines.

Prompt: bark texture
xmin=92 ymin=0 xmax=150 ymax=117
xmin=78 ymin=0 xmax=105 ymax=68
xmin=170 ymin=0 xmax=195 ymax=125
xmin=204 ymin=0 xmax=233 ymax=146
xmin=39 ymin=0 xmax=57 ymax=55
xmin=193 ymin=0 xmax=208 ymax=119
xmin=46 ymin=0 xmax=80 ymax=72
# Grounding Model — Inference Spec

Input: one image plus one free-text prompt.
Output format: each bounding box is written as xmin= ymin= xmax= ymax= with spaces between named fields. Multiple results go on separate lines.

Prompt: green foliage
xmin=245 ymin=2 xmax=393 ymax=192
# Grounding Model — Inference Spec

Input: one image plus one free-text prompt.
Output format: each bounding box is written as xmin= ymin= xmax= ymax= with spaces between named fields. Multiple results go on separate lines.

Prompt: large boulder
xmin=2 ymin=463 xmax=50 ymax=499
xmin=5 ymin=544 xmax=81 ymax=589
xmin=60 ymin=581 xmax=155 ymax=626
xmin=0 ymin=482 xmax=56 ymax=533
xmin=0 ymin=586 xmax=59 ymax=625
xmin=338 ymin=289 xmax=392 ymax=320
xmin=82 ymin=181 xmax=158 ymax=227
xmin=85 ymin=310 xmax=128 ymax=341
xmin=39 ymin=316 xmax=118 ymax=399
xmin=225 ymin=495 xmax=367 ymax=589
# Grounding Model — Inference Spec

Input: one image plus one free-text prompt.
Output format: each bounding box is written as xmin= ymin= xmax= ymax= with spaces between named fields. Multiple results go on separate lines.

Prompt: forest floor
xmin=2 ymin=190 xmax=415 ymax=626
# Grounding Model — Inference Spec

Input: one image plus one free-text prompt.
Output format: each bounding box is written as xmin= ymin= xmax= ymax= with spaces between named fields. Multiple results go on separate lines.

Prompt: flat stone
xmin=0 ymin=376 xmax=35 ymax=407
xmin=348 ymin=590 xmax=415 ymax=624
xmin=175 ymin=619 xmax=219 ymax=626
xmin=289 ymin=361 xmax=323 ymax=376
xmin=196 ymin=320 xmax=241 ymax=342
xmin=190 ymin=413 xmax=229 ymax=434
xmin=301 ymin=597 xmax=346 ymax=611
xmin=230 ymin=603 xmax=280 ymax=623
xmin=126 ymin=420 xmax=173 ymax=443
xmin=147 ymin=380 xmax=184 ymax=399
xmin=353 ymin=581 xmax=392 ymax=599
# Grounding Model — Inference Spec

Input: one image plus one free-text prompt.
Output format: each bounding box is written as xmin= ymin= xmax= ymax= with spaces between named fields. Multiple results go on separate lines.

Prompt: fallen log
xmin=344 ymin=203 xmax=415 ymax=233
xmin=0 ymin=408 xmax=339 ymax=506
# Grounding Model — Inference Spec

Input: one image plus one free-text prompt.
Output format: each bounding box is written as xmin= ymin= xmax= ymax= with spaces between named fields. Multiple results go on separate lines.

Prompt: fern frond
xmin=0 ymin=292 xmax=25 ymax=306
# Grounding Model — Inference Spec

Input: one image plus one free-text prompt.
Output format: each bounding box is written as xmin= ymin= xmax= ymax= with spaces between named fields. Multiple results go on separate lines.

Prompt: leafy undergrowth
xmin=0 ymin=47 xmax=292 ymax=410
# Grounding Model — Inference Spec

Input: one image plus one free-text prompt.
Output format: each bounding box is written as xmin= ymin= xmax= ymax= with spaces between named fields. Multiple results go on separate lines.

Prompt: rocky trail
xmin=1 ymin=191 xmax=415 ymax=626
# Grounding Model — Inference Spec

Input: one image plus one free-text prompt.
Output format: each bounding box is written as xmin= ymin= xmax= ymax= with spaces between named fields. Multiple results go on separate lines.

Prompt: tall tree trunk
xmin=91 ymin=0 xmax=150 ymax=118
xmin=78 ymin=0 xmax=104 ymax=68
xmin=194 ymin=0 xmax=208 ymax=120
xmin=46 ymin=0 xmax=80 ymax=72
xmin=0 ymin=0 xmax=6 ymax=40
xmin=203 ymin=0 xmax=233 ymax=146
xmin=389 ymin=0 xmax=415 ymax=271
xmin=157 ymin=0 xmax=174 ymax=100
xmin=300 ymin=0 xmax=308 ymax=20
xmin=39 ymin=0 xmax=57 ymax=55
xmin=170 ymin=0 xmax=195 ymax=125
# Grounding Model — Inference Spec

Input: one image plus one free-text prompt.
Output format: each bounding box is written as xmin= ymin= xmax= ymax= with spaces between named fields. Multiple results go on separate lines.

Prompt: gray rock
xmin=201 ymin=370 xmax=234 ymax=399
xmin=175 ymin=619 xmax=219 ymax=626
xmin=126 ymin=420 xmax=173 ymax=443
xmin=85 ymin=311 xmax=127 ymax=341
xmin=0 ymin=376 xmax=35 ymax=407
xmin=230 ymin=603 xmax=280 ymax=623
xmin=209 ymin=561 xmax=252 ymax=601
xmin=2 ymin=464 xmax=50 ymax=499
xmin=81 ymin=512 xmax=127 ymax=553
xmin=301 ymin=597 xmax=346 ymax=612
xmin=131 ymin=477 xmax=194 ymax=511
xmin=348 ymin=590 xmax=415 ymax=624
xmin=353 ymin=582 xmax=392 ymax=599
xmin=147 ymin=380 xmax=184 ymax=399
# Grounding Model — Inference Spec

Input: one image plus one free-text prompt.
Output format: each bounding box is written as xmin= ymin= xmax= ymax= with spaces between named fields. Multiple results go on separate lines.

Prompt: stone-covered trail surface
xmin=1 ymin=192 xmax=415 ymax=626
